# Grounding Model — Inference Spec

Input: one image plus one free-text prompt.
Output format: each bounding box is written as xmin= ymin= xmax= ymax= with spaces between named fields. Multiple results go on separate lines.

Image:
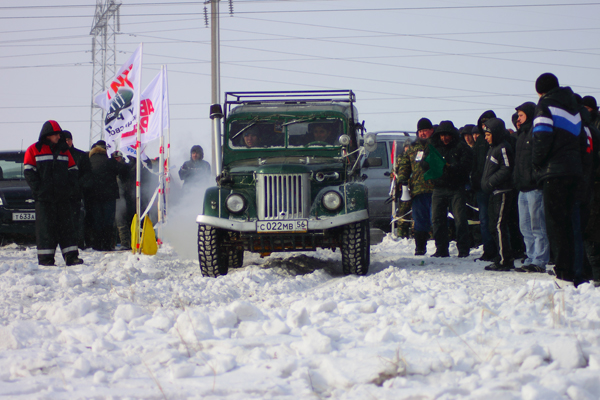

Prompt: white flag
xmin=120 ymin=67 xmax=169 ymax=149
xmin=94 ymin=44 xmax=142 ymax=155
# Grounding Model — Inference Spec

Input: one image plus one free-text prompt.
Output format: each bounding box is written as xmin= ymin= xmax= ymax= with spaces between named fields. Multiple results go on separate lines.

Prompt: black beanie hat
xmin=92 ymin=140 xmax=107 ymax=149
xmin=535 ymin=73 xmax=559 ymax=95
xmin=62 ymin=130 xmax=73 ymax=140
xmin=435 ymin=120 xmax=457 ymax=135
xmin=417 ymin=118 xmax=433 ymax=131
xmin=39 ymin=120 xmax=64 ymax=141
xmin=582 ymin=96 xmax=598 ymax=111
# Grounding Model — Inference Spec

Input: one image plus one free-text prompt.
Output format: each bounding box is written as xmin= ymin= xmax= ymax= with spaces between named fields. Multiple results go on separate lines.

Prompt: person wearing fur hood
xmin=87 ymin=141 xmax=132 ymax=251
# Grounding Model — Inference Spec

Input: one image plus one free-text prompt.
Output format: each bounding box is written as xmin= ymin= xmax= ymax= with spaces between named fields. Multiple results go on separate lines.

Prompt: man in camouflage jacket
xmin=394 ymin=118 xmax=435 ymax=255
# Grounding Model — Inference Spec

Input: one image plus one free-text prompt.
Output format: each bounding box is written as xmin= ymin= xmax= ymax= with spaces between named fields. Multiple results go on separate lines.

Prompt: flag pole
xmin=157 ymin=66 xmax=165 ymax=244
xmin=135 ymin=43 xmax=144 ymax=254
xmin=164 ymin=66 xmax=171 ymax=222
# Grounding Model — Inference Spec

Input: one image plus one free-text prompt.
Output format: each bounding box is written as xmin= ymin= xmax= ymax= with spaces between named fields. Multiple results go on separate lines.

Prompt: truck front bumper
xmin=196 ymin=209 xmax=369 ymax=232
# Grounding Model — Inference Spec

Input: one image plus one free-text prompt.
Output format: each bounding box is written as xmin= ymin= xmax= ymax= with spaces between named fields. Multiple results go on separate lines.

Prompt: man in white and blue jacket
xmin=532 ymin=73 xmax=584 ymax=282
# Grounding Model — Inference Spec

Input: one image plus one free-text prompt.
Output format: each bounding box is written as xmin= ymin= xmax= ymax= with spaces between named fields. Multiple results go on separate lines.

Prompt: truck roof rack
xmin=225 ymin=90 xmax=355 ymax=110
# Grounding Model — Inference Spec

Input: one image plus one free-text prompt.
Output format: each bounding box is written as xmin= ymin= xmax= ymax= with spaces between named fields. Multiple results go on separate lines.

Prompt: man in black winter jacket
xmin=424 ymin=121 xmax=473 ymax=258
xmin=513 ymin=102 xmax=550 ymax=273
xmin=532 ymin=73 xmax=584 ymax=282
xmin=63 ymin=131 xmax=92 ymax=249
xmin=471 ymin=110 xmax=498 ymax=261
xmin=481 ymin=118 xmax=515 ymax=271
xmin=582 ymin=96 xmax=600 ymax=132
xmin=88 ymin=141 xmax=132 ymax=251
xmin=24 ymin=121 xmax=84 ymax=266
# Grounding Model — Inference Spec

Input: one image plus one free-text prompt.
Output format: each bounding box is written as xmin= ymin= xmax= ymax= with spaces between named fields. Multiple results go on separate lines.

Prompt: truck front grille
xmin=256 ymin=173 xmax=310 ymax=220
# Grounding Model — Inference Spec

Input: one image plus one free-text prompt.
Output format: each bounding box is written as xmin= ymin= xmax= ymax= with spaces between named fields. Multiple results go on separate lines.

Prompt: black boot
xmin=414 ymin=231 xmax=428 ymax=256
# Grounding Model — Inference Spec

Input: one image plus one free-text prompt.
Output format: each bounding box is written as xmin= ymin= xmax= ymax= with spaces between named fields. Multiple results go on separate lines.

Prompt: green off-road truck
xmin=196 ymin=90 xmax=378 ymax=277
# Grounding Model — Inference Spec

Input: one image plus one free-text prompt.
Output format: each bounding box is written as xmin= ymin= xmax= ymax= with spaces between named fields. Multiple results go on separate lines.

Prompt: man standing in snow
xmin=88 ymin=141 xmax=132 ymax=251
xmin=24 ymin=120 xmax=84 ymax=266
xmin=423 ymin=120 xmax=473 ymax=258
xmin=471 ymin=110 xmax=498 ymax=262
xmin=394 ymin=118 xmax=435 ymax=255
xmin=532 ymin=73 xmax=583 ymax=282
xmin=512 ymin=102 xmax=550 ymax=273
xmin=481 ymin=118 xmax=515 ymax=271
xmin=63 ymin=130 xmax=92 ymax=249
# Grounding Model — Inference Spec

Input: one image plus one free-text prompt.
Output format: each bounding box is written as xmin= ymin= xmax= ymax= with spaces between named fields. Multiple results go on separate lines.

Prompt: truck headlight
xmin=322 ymin=191 xmax=342 ymax=211
xmin=226 ymin=193 xmax=246 ymax=214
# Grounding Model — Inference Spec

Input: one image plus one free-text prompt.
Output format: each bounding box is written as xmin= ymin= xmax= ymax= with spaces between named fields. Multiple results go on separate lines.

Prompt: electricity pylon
xmin=89 ymin=0 xmax=121 ymax=149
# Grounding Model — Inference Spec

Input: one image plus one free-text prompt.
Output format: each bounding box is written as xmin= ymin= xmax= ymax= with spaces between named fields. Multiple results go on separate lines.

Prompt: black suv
xmin=0 ymin=151 xmax=35 ymax=243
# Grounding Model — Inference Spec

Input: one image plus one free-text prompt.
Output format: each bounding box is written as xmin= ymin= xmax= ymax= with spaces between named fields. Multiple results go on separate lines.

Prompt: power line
xmin=2 ymin=3 xmax=600 ymax=19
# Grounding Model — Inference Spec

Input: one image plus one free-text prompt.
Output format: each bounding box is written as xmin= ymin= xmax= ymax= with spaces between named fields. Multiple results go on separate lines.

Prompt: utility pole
xmin=89 ymin=0 xmax=121 ymax=149
xmin=209 ymin=0 xmax=223 ymax=178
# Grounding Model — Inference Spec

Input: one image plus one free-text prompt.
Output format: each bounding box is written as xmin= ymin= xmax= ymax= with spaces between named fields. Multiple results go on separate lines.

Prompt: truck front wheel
xmin=198 ymin=224 xmax=229 ymax=277
xmin=341 ymin=220 xmax=370 ymax=276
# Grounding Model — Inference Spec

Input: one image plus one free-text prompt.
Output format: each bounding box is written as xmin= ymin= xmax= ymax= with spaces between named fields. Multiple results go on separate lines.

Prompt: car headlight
xmin=226 ymin=193 xmax=246 ymax=214
xmin=322 ymin=191 xmax=342 ymax=211
xmin=0 ymin=197 xmax=3 ymax=206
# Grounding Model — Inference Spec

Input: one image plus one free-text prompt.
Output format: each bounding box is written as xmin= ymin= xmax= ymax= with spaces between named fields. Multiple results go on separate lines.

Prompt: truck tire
xmin=198 ymin=224 xmax=229 ymax=277
xmin=229 ymin=248 xmax=244 ymax=269
xmin=341 ymin=220 xmax=370 ymax=276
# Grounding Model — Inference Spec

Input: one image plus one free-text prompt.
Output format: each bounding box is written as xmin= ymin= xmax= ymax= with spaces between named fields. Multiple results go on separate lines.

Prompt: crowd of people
xmin=23 ymin=121 xmax=210 ymax=266
xmin=393 ymin=72 xmax=600 ymax=288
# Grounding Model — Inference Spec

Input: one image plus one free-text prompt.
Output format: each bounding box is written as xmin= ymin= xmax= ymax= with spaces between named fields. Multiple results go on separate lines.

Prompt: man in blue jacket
xmin=532 ymin=73 xmax=583 ymax=282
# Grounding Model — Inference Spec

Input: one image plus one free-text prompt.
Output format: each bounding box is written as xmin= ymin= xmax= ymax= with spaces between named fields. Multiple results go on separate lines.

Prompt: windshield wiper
xmin=282 ymin=117 xmax=316 ymax=127
xmin=230 ymin=117 xmax=262 ymax=141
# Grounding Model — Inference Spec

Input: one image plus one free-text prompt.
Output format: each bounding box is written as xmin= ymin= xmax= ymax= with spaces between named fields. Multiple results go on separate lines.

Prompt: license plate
xmin=257 ymin=220 xmax=307 ymax=233
xmin=13 ymin=212 xmax=35 ymax=221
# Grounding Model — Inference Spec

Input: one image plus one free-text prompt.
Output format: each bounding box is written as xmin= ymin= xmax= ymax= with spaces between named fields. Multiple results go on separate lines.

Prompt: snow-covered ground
xmin=1 ymin=236 xmax=600 ymax=400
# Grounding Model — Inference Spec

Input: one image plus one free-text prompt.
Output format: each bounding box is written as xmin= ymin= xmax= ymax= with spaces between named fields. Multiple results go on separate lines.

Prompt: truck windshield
xmin=229 ymin=118 xmax=344 ymax=149
xmin=0 ymin=153 xmax=25 ymax=180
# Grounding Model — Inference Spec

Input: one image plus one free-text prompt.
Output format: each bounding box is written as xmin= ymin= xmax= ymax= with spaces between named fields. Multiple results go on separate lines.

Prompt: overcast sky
xmin=2 ymin=0 xmax=599 ymax=165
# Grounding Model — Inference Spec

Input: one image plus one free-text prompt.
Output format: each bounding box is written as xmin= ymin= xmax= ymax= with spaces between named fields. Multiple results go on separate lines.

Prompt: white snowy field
xmin=1 ymin=236 xmax=600 ymax=400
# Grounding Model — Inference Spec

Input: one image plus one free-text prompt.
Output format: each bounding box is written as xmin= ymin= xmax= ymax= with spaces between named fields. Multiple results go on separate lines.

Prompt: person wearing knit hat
xmin=23 ymin=121 xmax=84 ymax=266
xmin=535 ymin=72 xmax=559 ymax=96
xmin=393 ymin=117 xmax=435 ymax=255
xmin=417 ymin=118 xmax=433 ymax=132
xmin=532 ymin=72 xmax=583 ymax=283
xmin=423 ymin=120 xmax=473 ymax=258
xmin=582 ymin=96 xmax=600 ymax=131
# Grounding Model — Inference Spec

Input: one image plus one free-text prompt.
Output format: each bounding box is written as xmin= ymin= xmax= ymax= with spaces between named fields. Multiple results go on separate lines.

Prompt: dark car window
xmin=0 ymin=153 xmax=25 ymax=180
xmin=365 ymin=142 xmax=389 ymax=169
